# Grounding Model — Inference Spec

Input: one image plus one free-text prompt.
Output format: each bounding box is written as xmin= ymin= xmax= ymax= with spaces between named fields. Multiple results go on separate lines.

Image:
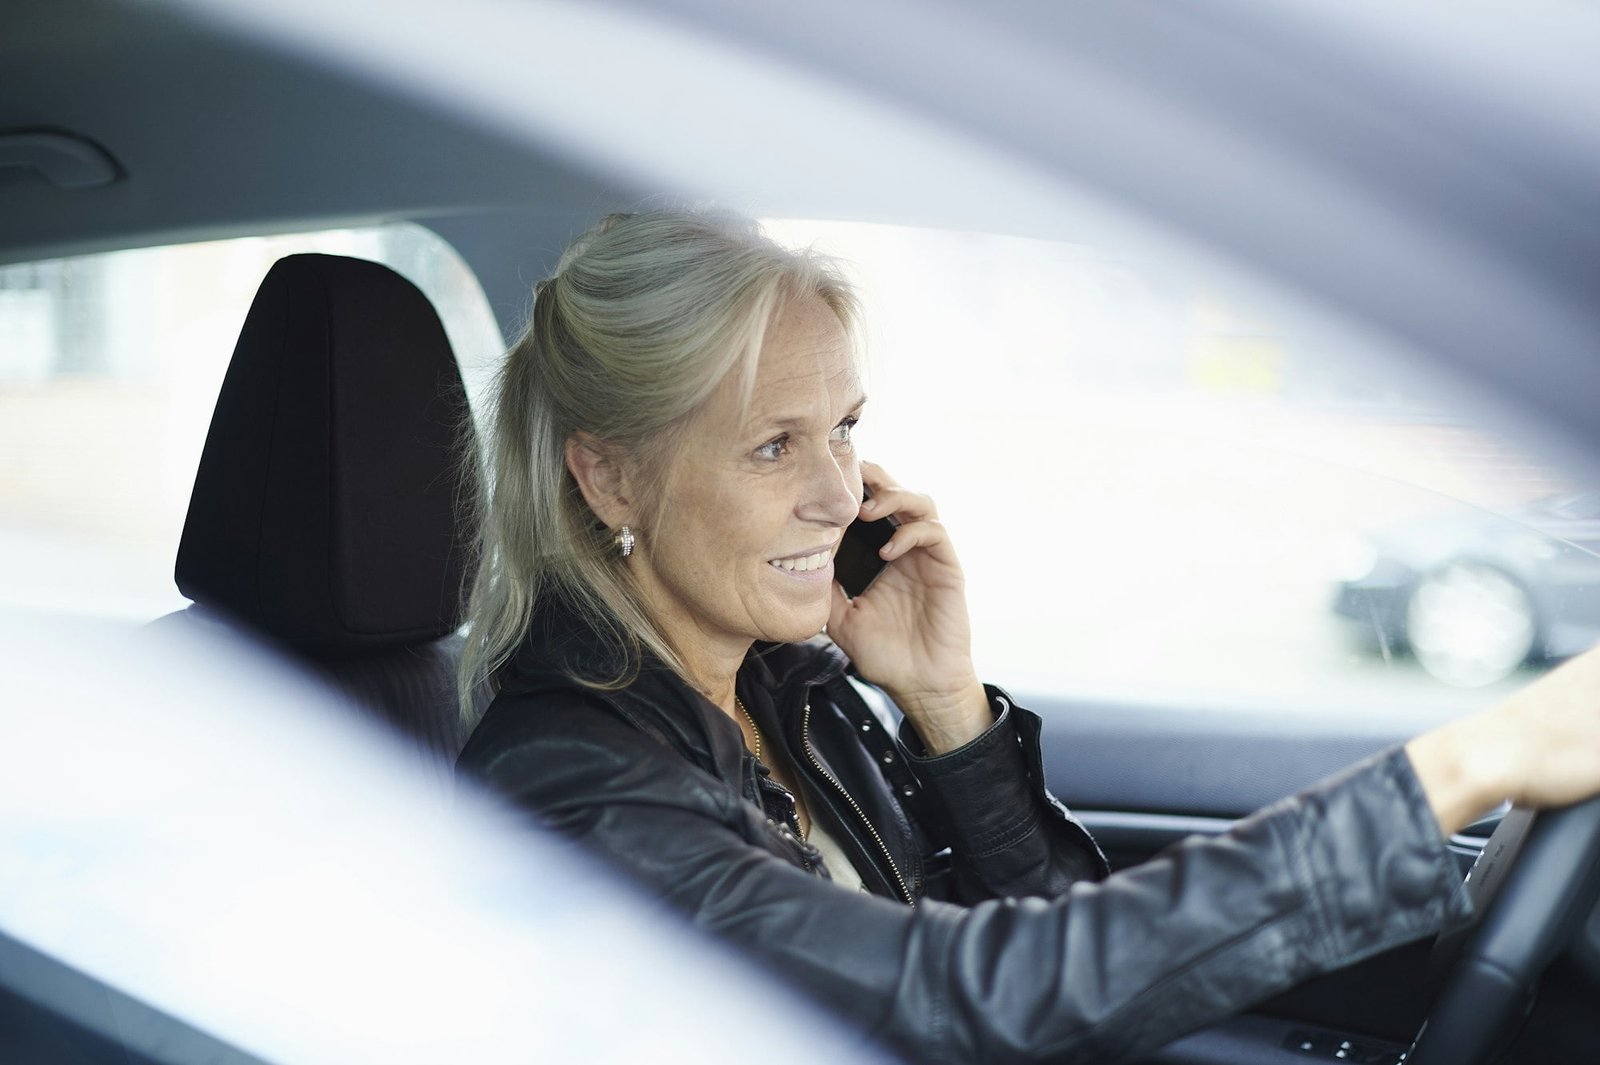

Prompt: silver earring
xmin=614 ymin=525 xmax=635 ymax=558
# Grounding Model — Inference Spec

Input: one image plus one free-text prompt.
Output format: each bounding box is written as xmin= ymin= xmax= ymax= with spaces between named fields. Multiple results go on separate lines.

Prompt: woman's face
xmin=632 ymin=296 xmax=864 ymax=674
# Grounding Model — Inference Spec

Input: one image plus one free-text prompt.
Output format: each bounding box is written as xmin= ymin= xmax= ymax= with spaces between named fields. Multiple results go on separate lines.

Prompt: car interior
xmin=5 ymin=1 xmax=1600 ymax=1063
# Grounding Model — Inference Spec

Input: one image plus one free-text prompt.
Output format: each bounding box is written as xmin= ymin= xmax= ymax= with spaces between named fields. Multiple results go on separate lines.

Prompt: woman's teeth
xmin=770 ymin=550 xmax=831 ymax=572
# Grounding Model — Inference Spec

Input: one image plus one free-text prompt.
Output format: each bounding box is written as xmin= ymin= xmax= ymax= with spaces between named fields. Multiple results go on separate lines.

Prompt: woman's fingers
xmin=829 ymin=578 xmax=854 ymax=619
xmin=860 ymin=462 xmax=938 ymax=523
xmin=862 ymin=487 xmax=935 ymax=522
xmin=879 ymin=517 xmax=953 ymax=561
xmin=859 ymin=459 xmax=893 ymax=490
xmin=851 ymin=464 xmax=956 ymax=567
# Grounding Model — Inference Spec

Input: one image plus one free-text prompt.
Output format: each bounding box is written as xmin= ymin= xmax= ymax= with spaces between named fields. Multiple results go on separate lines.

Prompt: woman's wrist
xmin=891 ymin=678 xmax=992 ymax=755
xmin=1404 ymin=713 xmax=1514 ymax=837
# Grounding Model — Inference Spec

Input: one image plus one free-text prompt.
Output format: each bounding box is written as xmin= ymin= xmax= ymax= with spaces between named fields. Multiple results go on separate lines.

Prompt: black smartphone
xmin=833 ymin=489 xmax=899 ymax=597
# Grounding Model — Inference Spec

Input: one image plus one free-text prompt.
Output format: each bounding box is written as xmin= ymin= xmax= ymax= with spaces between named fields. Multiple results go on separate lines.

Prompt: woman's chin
xmin=758 ymin=608 xmax=830 ymax=645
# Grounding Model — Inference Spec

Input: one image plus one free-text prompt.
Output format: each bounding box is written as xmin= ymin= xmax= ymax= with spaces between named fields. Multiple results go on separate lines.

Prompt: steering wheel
xmin=1407 ymin=795 xmax=1600 ymax=1063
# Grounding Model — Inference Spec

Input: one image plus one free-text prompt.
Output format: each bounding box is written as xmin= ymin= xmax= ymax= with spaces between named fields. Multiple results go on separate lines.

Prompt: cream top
xmin=805 ymin=808 xmax=869 ymax=893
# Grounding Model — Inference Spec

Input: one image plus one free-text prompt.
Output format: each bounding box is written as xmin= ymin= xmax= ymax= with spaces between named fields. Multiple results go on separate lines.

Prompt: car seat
xmin=165 ymin=253 xmax=485 ymax=780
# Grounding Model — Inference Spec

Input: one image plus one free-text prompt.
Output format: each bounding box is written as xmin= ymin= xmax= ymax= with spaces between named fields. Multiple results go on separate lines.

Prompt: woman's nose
xmin=799 ymin=448 xmax=861 ymax=528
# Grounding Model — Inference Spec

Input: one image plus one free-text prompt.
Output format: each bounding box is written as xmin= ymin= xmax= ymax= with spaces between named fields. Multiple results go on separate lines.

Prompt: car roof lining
xmin=7 ymin=0 xmax=1600 ymax=477
xmin=0 ymin=0 xmax=632 ymax=270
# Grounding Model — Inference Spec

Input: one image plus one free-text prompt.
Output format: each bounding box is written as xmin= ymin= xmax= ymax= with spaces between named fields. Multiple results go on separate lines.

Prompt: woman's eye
xmin=830 ymin=417 xmax=858 ymax=446
xmin=755 ymin=434 xmax=789 ymax=461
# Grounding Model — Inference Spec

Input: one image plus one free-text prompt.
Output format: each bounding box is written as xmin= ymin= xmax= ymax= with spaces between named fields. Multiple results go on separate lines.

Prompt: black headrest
xmin=177 ymin=254 xmax=476 ymax=654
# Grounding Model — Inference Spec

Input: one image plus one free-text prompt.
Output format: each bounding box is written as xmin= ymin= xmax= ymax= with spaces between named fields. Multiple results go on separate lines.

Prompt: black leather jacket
xmin=457 ymin=608 xmax=1470 ymax=1063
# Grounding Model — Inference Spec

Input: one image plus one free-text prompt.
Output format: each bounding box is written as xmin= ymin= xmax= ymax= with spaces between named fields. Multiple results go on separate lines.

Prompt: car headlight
xmin=1330 ymin=536 xmax=1379 ymax=583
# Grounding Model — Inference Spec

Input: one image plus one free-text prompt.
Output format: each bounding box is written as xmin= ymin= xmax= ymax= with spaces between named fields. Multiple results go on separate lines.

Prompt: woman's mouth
xmin=768 ymin=548 xmax=834 ymax=580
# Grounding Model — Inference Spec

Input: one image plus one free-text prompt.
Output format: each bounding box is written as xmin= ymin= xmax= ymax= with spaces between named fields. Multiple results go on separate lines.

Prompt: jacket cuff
xmin=1275 ymin=745 xmax=1474 ymax=971
xmin=895 ymin=683 xmax=1007 ymax=767
xmin=897 ymin=684 xmax=1108 ymax=895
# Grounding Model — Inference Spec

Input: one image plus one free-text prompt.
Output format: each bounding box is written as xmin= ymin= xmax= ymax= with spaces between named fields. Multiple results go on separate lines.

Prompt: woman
xmin=456 ymin=210 xmax=1600 ymax=1063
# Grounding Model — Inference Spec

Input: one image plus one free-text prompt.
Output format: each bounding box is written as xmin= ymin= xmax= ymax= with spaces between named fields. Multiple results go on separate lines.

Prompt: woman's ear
xmin=565 ymin=431 xmax=633 ymax=529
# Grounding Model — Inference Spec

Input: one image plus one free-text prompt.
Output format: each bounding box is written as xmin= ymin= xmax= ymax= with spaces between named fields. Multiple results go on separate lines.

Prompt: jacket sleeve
xmin=896 ymin=685 xmax=1110 ymax=902
xmin=466 ymin=711 xmax=1471 ymax=1065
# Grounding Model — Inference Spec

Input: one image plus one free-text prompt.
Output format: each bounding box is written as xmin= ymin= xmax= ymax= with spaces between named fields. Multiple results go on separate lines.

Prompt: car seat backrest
xmin=169 ymin=253 xmax=484 ymax=771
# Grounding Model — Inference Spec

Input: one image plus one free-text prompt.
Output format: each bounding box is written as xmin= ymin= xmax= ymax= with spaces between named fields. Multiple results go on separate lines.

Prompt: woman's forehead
xmin=744 ymin=347 xmax=863 ymax=422
xmin=749 ymin=297 xmax=860 ymax=396
xmin=753 ymin=348 xmax=860 ymax=393
xmin=692 ymin=296 xmax=863 ymax=438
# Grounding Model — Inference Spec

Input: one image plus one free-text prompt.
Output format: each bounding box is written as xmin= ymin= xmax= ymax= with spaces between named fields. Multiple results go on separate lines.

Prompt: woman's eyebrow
xmin=751 ymin=394 xmax=868 ymax=433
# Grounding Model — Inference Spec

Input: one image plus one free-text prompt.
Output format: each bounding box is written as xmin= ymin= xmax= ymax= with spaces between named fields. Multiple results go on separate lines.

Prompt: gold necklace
xmin=734 ymin=695 xmax=761 ymax=763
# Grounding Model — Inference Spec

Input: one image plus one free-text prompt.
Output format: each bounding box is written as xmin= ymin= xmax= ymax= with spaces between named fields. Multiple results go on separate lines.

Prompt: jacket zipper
xmin=802 ymin=700 xmax=915 ymax=907
xmin=754 ymin=769 xmax=816 ymax=872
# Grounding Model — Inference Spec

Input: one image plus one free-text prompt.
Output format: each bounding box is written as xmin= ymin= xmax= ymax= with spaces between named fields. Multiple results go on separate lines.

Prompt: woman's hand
xmin=826 ymin=462 xmax=991 ymax=754
xmin=1407 ymin=642 xmax=1600 ymax=836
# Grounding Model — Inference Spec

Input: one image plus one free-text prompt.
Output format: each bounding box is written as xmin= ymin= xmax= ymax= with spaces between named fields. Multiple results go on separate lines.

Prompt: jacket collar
xmin=498 ymin=593 xmax=850 ymax=780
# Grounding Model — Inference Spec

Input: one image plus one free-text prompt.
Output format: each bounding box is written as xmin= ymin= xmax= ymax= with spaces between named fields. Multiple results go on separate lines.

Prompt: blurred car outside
xmin=1333 ymin=491 xmax=1600 ymax=687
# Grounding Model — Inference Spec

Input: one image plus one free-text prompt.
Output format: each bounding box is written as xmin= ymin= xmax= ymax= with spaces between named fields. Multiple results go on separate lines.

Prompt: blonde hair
xmin=458 ymin=210 xmax=859 ymax=723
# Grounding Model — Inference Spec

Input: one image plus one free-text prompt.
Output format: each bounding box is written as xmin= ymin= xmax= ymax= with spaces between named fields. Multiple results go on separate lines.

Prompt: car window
xmin=0 ymin=223 xmax=502 ymax=620
xmin=764 ymin=219 xmax=1600 ymax=718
